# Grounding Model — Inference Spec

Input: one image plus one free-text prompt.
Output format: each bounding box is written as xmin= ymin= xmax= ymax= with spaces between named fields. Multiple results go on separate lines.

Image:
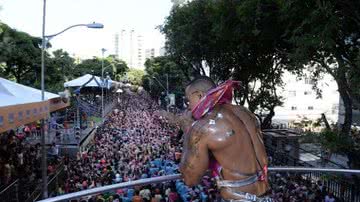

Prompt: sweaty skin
xmin=179 ymin=104 xmax=269 ymax=200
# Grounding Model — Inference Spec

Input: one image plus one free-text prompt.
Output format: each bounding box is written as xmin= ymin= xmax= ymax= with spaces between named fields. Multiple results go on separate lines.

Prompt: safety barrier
xmin=37 ymin=167 xmax=360 ymax=202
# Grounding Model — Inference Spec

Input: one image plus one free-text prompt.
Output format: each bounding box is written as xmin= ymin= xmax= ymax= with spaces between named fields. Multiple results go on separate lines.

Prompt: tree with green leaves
xmin=281 ymin=0 xmax=360 ymax=134
xmin=74 ymin=55 xmax=128 ymax=80
xmin=51 ymin=49 xmax=75 ymax=81
xmin=161 ymin=0 xmax=215 ymax=78
xmin=124 ymin=68 xmax=145 ymax=86
xmin=44 ymin=49 xmax=76 ymax=92
xmin=281 ymin=0 xmax=360 ymax=167
xmin=142 ymin=56 xmax=188 ymax=108
xmin=0 ymin=22 xmax=42 ymax=85
xmin=161 ymin=0 xmax=290 ymax=128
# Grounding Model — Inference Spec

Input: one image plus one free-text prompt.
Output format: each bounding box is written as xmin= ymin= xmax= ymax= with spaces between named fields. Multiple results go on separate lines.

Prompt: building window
xmin=0 ymin=116 xmax=3 ymax=126
xmin=304 ymin=91 xmax=312 ymax=95
xmin=39 ymin=107 xmax=43 ymax=113
xmin=308 ymin=106 xmax=314 ymax=110
xmin=44 ymin=106 xmax=48 ymax=112
xmin=33 ymin=108 xmax=38 ymax=116
xmin=305 ymin=77 xmax=314 ymax=85
xmin=8 ymin=113 xmax=14 ymax=123
xmin=291 ymin=106 xmax=297 ymax=110
xmin=18 ymin=111 xmax=23 ymax=121
xmin=26 ymin=110 xmax=31 ymax=118
xmin=289 ymin=91 xmax=296 ymax=97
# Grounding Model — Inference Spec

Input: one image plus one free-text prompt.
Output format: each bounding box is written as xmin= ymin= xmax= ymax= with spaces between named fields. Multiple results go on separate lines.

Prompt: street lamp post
xmin=166 ymin=74 xmax=169 ymax=97
xmin=101 ymin=48 xmax=107 ymax=119
xmin=166 ymin=74 xmax=169 ymax=111
xmin=41 ymin=0 xmax=103 ymax=198
xmin=40 ymin=0 xmax=47 ymax=198
xmin=105 ymin=72 xmax=109 ymax=108
xmin=152 ymin=75 xmax=169 ymax=111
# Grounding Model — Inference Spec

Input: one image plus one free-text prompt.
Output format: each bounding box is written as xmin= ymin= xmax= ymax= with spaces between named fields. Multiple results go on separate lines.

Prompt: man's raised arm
xmin=179 ymin=122 xmax=209 ymax=186
xmin=157 ymin=110 xmax=193 ymax=131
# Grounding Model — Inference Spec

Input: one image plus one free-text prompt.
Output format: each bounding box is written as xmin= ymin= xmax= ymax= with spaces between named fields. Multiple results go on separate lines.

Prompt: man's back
xmin=179 ymin=77 xmax=270 ymax=201
xmin=195 ymin=104 xmax=269 ymax=198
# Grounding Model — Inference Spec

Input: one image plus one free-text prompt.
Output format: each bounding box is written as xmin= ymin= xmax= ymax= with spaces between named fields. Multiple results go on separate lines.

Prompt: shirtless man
xmin=178 ymin=77 xmax=271 ymax=202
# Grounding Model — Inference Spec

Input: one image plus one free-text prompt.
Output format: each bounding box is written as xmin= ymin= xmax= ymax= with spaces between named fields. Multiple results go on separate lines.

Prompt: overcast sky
xmin=0 ymin=0 xmax=172 ymax=58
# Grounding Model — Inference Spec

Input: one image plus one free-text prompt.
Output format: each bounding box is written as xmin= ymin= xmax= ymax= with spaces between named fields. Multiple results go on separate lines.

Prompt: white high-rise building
xmin=273 ymin=71 xmax=341 ymax=125
xmin=137 ymin=35 xmax=145 ymax=69
xmin=117 ymin=30 xmax=154 ymax=69
xmin=114 ymin=33 xmax=119 ymax=58
xmin=145 ymin=48 xmax=155 ymax=60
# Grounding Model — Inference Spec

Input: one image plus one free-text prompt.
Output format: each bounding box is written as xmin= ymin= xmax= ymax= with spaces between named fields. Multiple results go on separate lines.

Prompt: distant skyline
xmin=0 ymin=0 xmax=173 ymax=59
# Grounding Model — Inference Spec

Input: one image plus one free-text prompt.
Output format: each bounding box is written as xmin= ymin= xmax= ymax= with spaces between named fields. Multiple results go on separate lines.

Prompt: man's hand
xmin=155 ymin=110 xmax=194 ymax=131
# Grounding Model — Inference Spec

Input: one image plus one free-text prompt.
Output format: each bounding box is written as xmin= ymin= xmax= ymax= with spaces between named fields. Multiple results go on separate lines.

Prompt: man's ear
xmin=197 ymin=91 xmax=204 ymax=99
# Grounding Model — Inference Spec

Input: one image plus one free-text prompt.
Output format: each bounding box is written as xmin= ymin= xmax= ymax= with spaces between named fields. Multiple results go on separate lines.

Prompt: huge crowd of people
xmin=0 ymin=128 xmax=61 ymax=200
xmin=1 ymin=90 xmax=348 ymax=202
xmin=58 ymin=91 xmax=345 ymax=202
xmin=269 ymin=172 xmax=340 ymax=202
xmin=61 ymin=92 xmax=218 ymax=202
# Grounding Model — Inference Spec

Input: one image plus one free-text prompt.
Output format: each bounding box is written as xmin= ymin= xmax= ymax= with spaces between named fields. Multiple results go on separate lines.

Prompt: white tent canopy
xmin=0 ymin=77 xmax=59 ymax=107
xmin=64 ymin=74 xmax=112 ymax=88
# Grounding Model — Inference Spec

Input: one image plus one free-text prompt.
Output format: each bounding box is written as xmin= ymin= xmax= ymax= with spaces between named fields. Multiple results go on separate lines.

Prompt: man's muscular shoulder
xmin=187 ymin=115 xmax=221 ymax=147
xmin=225 ymin=104 xmax=260 ymax=129
xmin=189 ymin=118 xmax=210 ymax=138
xmin=193 ymin=109 xmax=236 ymax=150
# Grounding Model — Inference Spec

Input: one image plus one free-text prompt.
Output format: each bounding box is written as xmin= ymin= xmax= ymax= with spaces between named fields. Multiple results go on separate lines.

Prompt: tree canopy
xmin=142 ymin=56 xmax=187 ymax=106
xmin=124 ymin=68 xmax=145 ymax=86
xmin=161 ymin=0 xmax=292 ymax=128
xmin=74 ymin=56 xmax=128 ymax=80
xmin=280 ymin=0 xmax=360 ymax=167
xmin=161 ymin=0 xmax=360 ymax=167
xmin=0 ymin=22 xmax=129 ymax=93
xmin=0 ymin=22 xmax=42 ymax=85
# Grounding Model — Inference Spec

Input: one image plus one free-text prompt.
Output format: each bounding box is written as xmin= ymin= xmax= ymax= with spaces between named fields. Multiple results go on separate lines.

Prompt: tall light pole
xmin=166 ymin=73 xmax=169 ymax=97
xmin=166 ymin=73 xmax=169 ymax=111
xmin=101 ymin=48 xmax=107 ymax=119
xmin=41 ymin=0 xmax=103 ymax=198
xmin=40 ymin=0 xmax=47 ymax=198
xmin=152 ymin=75 xmax=169 ymax=111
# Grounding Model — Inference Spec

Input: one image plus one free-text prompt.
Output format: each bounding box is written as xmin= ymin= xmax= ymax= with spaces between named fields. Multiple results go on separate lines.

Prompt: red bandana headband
xmin=191 ymin=80 xmax=241 ymax=120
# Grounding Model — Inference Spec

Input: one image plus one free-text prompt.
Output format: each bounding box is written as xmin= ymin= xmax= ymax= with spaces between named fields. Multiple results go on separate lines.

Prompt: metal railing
xmin=0 ymin=163 xmax=65 ymax=202
xmin=265 ymin=144 xmax=360 ymax=201
xmin=37 ymin=167 xmax=360 ymax=202
xmin=30 ymin=164 xmax=65 ymax=202
xmin=0 ymin=179 xmax=19 ymax=202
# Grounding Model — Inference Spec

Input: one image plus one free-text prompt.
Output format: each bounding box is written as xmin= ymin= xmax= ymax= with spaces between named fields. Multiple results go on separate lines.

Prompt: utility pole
xmin=101 ymin=48 xmax=106 ymax=119
xmin=166 ymin=74 xmax=169 ymax=112
xmin=40 ymin=0 xmax=48 ymax=198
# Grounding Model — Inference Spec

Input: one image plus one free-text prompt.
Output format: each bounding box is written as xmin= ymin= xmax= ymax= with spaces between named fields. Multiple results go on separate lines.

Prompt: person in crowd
xmin=133 ymin=190 xmax=143 ymax=202
xmin=0 ymin=90 xmax=341 ymax=201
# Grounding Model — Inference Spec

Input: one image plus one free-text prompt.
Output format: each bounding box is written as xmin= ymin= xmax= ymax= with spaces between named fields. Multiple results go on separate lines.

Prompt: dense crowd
xmin=59 ymin=91 xmax=346 ymax=202
xmin=61 ymin=92 xmax=219 ymax=202
xmin=1 ymin=90 xmax=347 ymax=202
xmin=0 ymin=129 xmax=60 ymax=193
xmin=268 ymin=154 xmax=342 ymax=201
xmin=269 ymin=173 xmax=339 ymax=202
